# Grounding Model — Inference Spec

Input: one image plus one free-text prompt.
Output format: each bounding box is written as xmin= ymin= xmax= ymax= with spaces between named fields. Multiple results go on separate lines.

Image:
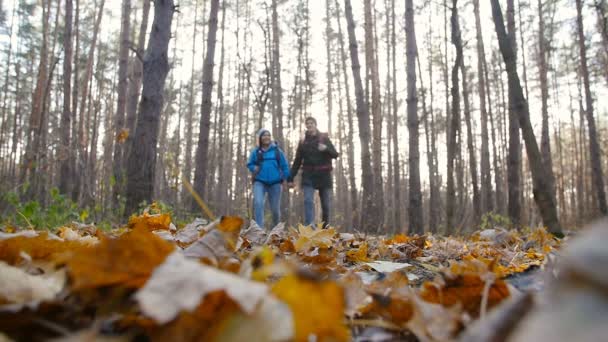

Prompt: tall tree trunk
xmin=183 ymin=0 xmax=199 ymax=201
xmin=59 ymin=0 xmax=73 ymax=194
xmin=461 ymin=60 xmax=481 ymax=224
xmin=593 ymin=0 xmax=608 ymax=84
xmin=21 ymin=0 xmax=50 ymax=197
xmin=335 ymin=0 xmax=358 ymax=228
xmin=74 ymin=0 xmax=104 ymax=201
xmin=576 ymin=0 xmax=608 ymax=215
xmin=490 ymin=0 xmax=563 ymax=236
xmin=474 ymin=0 xmax=493 ymax=215
xmin=391 ymin=0 xmax=402 ymax=231
xmin=272 ymin=0 xmax=286 ymax=221
xmin=125 ymin=0 xmax=174 ymax=215
xmin=364 ymin=0 xmax=383 ymax=227
xmin=344 ymin=0 xmax=374 ymax=232
xmin=125 ymin=0 xmax=151 ymax=161
xmin=506 ymin=0 xmax=522 ymax=226
xmin=112 ymin=0 xmax=131 ymax=206
xmin=406 ymin=0 xmax=423 ymax=234
xmin=537 ymin=0 xmax=556 ymax=204
xmin=446 ymin=0 xmax=462 ymax=234
xmin=193 ymin=0 xmax=220 ymax=209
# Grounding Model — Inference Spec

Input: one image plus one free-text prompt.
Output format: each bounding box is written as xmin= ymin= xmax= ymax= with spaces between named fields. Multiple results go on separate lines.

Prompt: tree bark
xmin=335 ymin=0 xmax=358 ymax=228
xmin=112 ymin=0 xmax=131 ymax=206
xmin=344 ymin=0 xmax=375 ymax=232
xmin=506 ymin=0 xmax=522 ymax=226
xmin=364 ymin=0 xmax=383 ymax=227
xmin=490 ymin=0 xmax=563 ymax=236
xmin=193 ymin=0 xmax=220 ymax=209
xmin=125 ymin=0 xmax=151 ymax=161
xmin=58 ymin=0 xmax=73 ymax=194
xmin=461 ymin=60 xmax=480 ymax=224
xmin=446 ymin=0 xmax=462 ymax=234
xmin=473 ymin=0 xmax=493 ymax=215
xmin=125 ymin=0 xmax=174 ymax=215
xmin=576 ymin=0 xmax=608 ymax=215
xmin=405 ymin=0 xmax=423 ymax=234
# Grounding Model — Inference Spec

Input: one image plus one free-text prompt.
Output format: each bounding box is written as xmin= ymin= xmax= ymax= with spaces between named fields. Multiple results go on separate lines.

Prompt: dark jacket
xmin=288 ymin=131 xmax=339 ymax=189
xmin=247 ymin=142 xmax=291 ymax=185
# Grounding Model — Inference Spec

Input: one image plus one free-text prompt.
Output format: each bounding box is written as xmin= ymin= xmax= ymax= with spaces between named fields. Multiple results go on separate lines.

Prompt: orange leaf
xmin=66 ymin=226 xmax=175 ymax=290
xmin=0 ymin=233 xmax=90 ymax=265
xmin=420 ymin=274 xmax=509 ymax=317
xmin=272 ymin=275 xmax=350 ymax=341
xmin=128 ymin=213 xmax=172 ymax=231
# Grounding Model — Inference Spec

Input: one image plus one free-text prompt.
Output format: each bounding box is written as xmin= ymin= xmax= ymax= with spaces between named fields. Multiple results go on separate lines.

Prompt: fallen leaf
xmin=135 ymin=251 xmax=269 ymax=324
xmin=0 ymin=261 xmax=65 ymax=304
xmin=272 ymin=274 xmax=350 ymax=341
xmin=65 ymin=226 xmax=174 ymax=290
xmin=128 ymin=213 xmax=172 ymax=232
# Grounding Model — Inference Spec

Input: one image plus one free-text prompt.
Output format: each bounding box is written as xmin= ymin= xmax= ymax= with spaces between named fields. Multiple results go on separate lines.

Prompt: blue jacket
xmin=247 ymin=142 xmax=291 ymax=185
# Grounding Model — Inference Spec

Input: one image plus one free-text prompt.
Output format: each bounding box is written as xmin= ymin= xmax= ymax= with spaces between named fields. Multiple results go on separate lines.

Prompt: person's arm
xmin=279 ymin=150 xmax=291 ymax=181
xmin=324 ymin=136 xmax=339 ymax=159
xmin=288 ymin=142 xmax=303 ymax=182
xmin=247 ymin=149 xmax=258 ymax=173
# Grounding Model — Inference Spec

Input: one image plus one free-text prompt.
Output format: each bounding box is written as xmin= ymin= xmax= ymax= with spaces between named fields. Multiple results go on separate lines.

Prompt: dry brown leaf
xmin=65 ymin=226 xmax=174 ymax=290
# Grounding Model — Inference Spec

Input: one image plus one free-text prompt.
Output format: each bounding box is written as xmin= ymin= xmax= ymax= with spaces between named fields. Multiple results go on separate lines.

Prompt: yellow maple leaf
xmin=294 ymin=225 xmax=336 ymax=252
xmin=272 ymin=275 xmax=350 ymax=341
xmin=345 ymin=242 xmax=370 ymax=262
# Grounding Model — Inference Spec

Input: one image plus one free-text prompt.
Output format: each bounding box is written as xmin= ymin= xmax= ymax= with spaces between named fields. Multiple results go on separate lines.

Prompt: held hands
xmin=318 ymin=143 xmax=328 ymax=151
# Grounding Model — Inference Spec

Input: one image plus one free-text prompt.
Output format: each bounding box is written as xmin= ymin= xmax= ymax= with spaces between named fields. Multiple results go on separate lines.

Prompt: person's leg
xmin=319 ymin=186 xmax=332 ymax=228
xmin=303 ymin=184 xmax=315 ymax=226
xmin=252 ymin=181 xmax=266 ymax=228
xmin=268 ymin=183 xmax=282 ymax=227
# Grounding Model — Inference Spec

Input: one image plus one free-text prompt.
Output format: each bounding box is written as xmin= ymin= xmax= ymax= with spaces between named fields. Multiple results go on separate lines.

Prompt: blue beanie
xmin=256 ymin=128 xmax=270 ymax=146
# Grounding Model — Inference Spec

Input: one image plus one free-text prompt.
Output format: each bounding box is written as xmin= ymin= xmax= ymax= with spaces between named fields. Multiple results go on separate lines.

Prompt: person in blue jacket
xmin=247 ymin=128 xmax=291 ymax=229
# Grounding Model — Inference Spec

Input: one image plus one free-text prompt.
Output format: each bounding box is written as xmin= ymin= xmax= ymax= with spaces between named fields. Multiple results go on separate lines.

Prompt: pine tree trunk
xmin=446 ymin=0 xmax=462 ymax=234
xmin=506 ymin=0 xmax=522 ymax=226
xmin=576 ymin=0 xmax=608 ymax=215
xmin=125 ymin=0 xmax=151 ymax=161
xmin=537 ymin=0 xmax=556 ymax=205
xmin=490 ymin=0 xmax=563 ymax=236
xmin=461 ymin=60 xmax=481 ymax=224
xmin=59 ymin=0 xmax=73 ymax=194
xmin=335 ymin=0 xmax=358 ymax=228
xmin=405 ymin=0 xmax=423 ymax=234
xmin=391 ymin=0 xmax=402 ymax=231
xmin=364 ymin=0 xmax=383 ymax=227
xmin=344 ymin=0 xmax=374 ymax=232
xmin=112 ymin=0 xmax=131 ymax=207
xmin=474 ymin=0 xmax=493 ymax=215
xmin=125 ymin=0 xmax=174 ymax=215
xmin=193 ymin=0 xmax=220 ymax=209
xmin=21 ymin=0 xmax=50 ymax=198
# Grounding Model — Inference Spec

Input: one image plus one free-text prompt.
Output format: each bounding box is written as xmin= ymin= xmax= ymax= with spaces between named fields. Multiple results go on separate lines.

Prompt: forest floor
xmin=0 ymin=204 xmax=606 ymax=341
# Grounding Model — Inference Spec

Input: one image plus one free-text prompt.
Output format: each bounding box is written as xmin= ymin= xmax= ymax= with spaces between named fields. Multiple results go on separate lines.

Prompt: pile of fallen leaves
xmin=0 ymin=207 xmax=605 ymax=341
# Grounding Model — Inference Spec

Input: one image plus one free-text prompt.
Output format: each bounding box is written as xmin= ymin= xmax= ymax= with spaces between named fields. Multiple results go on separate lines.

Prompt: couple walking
xmin=247 ymin=117 xmax=339 ymax=229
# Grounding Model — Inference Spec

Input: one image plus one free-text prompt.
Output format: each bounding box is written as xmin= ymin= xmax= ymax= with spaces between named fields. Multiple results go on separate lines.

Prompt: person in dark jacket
xmin=247 ymin=128 xmax=291 ymax=229
xmin=287 ymin=117 xmax=339 ymax=228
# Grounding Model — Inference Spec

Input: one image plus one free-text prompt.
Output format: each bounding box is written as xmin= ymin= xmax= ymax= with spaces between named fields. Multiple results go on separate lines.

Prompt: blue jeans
xmin=253 ymin=181 xmax=282 ymax=228
xmin=303 ymin=185 xmax=332 ymax=228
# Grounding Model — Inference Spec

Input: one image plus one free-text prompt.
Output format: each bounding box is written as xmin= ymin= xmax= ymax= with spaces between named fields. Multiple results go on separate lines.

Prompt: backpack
xmin=252 ymin=145 xmax=284 ymax=182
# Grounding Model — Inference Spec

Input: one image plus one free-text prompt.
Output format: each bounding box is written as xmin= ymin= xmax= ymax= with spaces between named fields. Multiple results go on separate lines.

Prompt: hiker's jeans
xmin=303 ymin=185 xmax=332 ymax=228
xmin=253 ymin=181 xmax=282 ymax=229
